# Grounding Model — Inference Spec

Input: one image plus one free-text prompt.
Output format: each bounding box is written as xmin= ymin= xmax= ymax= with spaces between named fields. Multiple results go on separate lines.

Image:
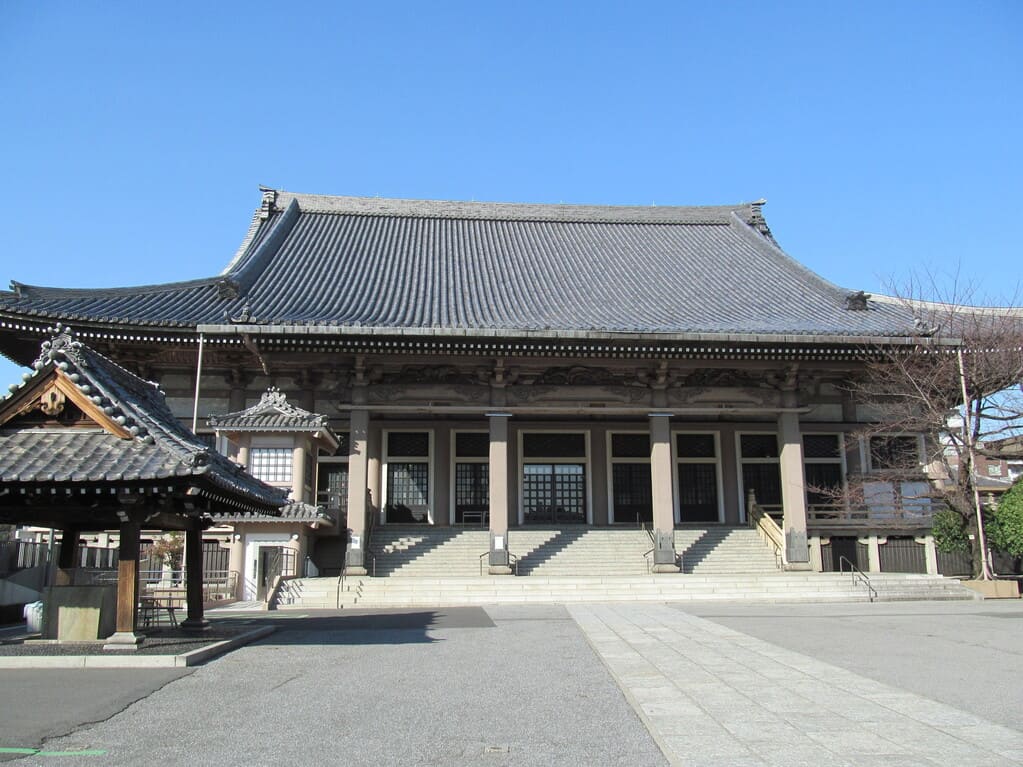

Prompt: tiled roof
xmin=208 ymin=387 xmax=335 ymax=436
xmin=0 ymin=329 xmax=287 ymax=512
xmin=0 ymin=190 xmax=922 ymax=339
xmin=211 ymin=502 xmax=335 ymax=525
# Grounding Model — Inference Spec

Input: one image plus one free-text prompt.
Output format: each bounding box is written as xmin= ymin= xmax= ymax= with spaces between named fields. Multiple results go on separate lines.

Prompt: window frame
xmin=450 ymin=429 xmax=490 ymax=525
xmin=381 ymin=429 xmax=435 ymax=525
xmin=605 ymin=430 xmax=651 ymax=525
xmin=735 ymin=430 xmax=781 ymax=522
xmin=862 ymin=433 xmax=925 ymax=474
xmin=673 ymin=430 xmax=725 ymax=524
xmin=517 ymin=429 xmax=592 ymax=525
xmin=801 ymin=432 xmax=849 ymax=512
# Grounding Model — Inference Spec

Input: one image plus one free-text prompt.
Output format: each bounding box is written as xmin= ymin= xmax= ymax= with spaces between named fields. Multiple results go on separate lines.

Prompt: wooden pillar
xmin=54 ymin=528 xmax=81 ymax=586
xmin=181 ymin=520 xmax=209 ymax=631
xmin=487 ymin=413 xmax=512 ymax=574
xmin=778 ymin=408 xmax=810 ymax=568
xmin=649 ymin=414 xmax=679 ymax=573
xmin=104 ymin=518 xmax=143 ymax=649
xmin=344 ymin=409 xmax=369 ymax=575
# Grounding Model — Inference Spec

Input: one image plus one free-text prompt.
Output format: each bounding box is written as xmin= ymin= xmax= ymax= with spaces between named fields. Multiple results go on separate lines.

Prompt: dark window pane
xmin=612 ymin=463 xmax=652 ymax=523
xmin=386 ymin=462 xmax=430 ymax=523
xmin=805 ymin=463 xmax=842 ymax=507
xmin=870 ymin=436 xmax=919 ymax=471
xmin=676 ymin=434 xmax=716 ymax=458
xmin=317 ymin=463 xmax=349 ymax=512
xmin=803 ymin=434 xmax=840 ymax=459
xmin=742 ymin=464 xmax=782 ymax=506
xmin=455 ymin=463 xmax=489 ymax=522
xmin=740 ymin=434 xmax=779 ymax=459
xmin=522 ymin=463 xmax=586 ymax=523
xmin=388 ymin=432 xmax=430 ymax=457
xmin=678 ymin=463 xmax=719 ymax=521
xmin=455 ymin=432 xmax=489 ymax=458
xmin=522 ymin=433 xmax=586 ymax=458
xmin=612 ymin=433 xmax=650 ymax=458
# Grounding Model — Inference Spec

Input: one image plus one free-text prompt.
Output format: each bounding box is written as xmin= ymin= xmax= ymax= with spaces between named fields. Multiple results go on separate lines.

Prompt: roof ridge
xmin=273 ymin=190 xmax=759 ymax=225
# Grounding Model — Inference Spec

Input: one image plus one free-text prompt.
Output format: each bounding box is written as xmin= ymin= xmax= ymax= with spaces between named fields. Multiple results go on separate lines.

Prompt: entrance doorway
xmin=522 ymin=464 xmax=586 ymax=524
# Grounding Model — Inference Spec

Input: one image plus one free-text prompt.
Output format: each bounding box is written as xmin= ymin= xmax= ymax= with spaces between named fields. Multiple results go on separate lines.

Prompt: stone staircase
xmin=676 ymin=527 xmax=780 ymax=574
xmin=272 ymin=524 xmax=979 ymax=609
xmin=277 ymin=571 xmax=978 ymax=609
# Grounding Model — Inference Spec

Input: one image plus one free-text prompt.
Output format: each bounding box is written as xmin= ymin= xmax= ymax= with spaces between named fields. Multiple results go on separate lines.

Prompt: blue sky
xmin=1 ymin=1 xmax=1020 ymax=385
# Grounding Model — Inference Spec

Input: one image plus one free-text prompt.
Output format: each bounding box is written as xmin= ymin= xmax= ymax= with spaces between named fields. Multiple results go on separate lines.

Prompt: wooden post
xmin=181 ymin=520 xmax=209 ymax=631
xmin=54 ymin=528 xmax=81 ymax=586
xmin=104 ymin=518 xmax=143 ymax=649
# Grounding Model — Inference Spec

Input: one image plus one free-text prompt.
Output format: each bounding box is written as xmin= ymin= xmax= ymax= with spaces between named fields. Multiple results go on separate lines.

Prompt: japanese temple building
xmin=0 ymin=189 xmax=951 ymax=583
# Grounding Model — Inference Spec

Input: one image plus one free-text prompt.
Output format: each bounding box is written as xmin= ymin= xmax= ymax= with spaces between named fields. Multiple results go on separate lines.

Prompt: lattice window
xmin=317 ymin=463 xmax=349 ymax=511
xmin=250 ymin=448 xmax=292 ymax=483
xmin=387 ymin=463 xmax=429 ymax=506
xmin=455 ymin=432 xmax=489 ymax=458
xmin=803 ymin=434 xmax=841 ymax=459
xmin=522 ymin=464 xmax=586 ymax=523
xmin=387 ymin=432 xmax=430 ymax=457
xmin=611 ymin=433 xmax=649 ymax=458
xmin=676 ymin=434 xmax=716 ymax=458
xmin=522 ymin=433 xmax=586 ymax=458
xmin=869 ymin=436 xmax=920 ymax=471
xmin=742 ymin=464 xmax=782 ymax=506
xmin=740 ymin=434 xmax=778 ymax=459
xmin=454 ymin=463 xmax=489 ymax=523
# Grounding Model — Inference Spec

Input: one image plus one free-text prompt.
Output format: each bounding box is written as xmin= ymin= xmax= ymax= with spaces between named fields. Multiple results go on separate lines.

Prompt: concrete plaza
xmin=0 ymin=600 xmax=1021 ymax=765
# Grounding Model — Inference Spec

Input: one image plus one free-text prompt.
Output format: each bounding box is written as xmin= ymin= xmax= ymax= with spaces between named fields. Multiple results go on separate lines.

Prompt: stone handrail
xmin=747 ymin=491 xmax=784 ymax=567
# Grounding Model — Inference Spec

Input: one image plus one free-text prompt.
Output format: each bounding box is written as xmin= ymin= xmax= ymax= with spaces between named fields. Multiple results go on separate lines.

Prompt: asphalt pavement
xmin=0 ymin=600 xmax=1020 ymax=766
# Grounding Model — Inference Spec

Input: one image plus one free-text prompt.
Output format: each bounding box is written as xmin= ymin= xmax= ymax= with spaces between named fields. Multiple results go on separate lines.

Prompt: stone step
xmin=276 ymin=572 xmax=977 ymax=609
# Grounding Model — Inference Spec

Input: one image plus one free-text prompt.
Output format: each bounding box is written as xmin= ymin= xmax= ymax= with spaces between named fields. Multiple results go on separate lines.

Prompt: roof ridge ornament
xmin=749 ymin=198 xmax=773 ymax=239
xmin=33 ymin=324 xmax=84 ymax=370
xmin=259 ymin=186 xmax=277 ymax=220
xmin=845 ymin=291 xmax=871 ymax=311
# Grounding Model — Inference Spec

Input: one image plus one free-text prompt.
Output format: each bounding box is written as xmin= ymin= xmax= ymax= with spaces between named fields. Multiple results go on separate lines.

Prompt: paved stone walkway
xmin=570 ymin=604 xmax=1023 ymax=767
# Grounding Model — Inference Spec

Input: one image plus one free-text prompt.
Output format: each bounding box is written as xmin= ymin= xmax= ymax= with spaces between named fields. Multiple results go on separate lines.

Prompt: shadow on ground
xmin=219 ymin=607 xmax=496 ymax=646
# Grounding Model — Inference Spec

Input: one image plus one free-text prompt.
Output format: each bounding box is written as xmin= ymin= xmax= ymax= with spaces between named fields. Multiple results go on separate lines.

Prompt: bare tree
xmin=847 ymin=282 xmax=1023 ymax=579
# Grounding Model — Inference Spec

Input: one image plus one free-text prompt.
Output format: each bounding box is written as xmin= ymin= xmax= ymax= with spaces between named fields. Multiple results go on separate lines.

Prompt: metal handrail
xmin=335 ymin=549 xmax=347 ymax=610
xmin=839 ymin=555 xmax=878 ymax=602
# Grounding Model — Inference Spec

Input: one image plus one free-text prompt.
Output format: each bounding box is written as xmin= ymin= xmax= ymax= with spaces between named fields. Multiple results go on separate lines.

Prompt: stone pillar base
xmin=181 ymin=618 xmax=210 ymax=632
xmin=488 ymin=565 xmax=513 ymax=575
xmin=783 ymin=561 xmax=813 ymax=572
xmin=344 ymin=566 xmax=368 ymax=576
xmin=651 ymin=563 xmax=681 ymax=574
xmin=103 ymin=632 xmax=144 ymax=651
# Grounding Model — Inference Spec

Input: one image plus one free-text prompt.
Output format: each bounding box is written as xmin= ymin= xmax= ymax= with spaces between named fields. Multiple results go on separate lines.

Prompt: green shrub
xmin=932 ymin=507 xmax=970 ymax=553
xmin=989 ymin=482 xmax=1023 ymax=559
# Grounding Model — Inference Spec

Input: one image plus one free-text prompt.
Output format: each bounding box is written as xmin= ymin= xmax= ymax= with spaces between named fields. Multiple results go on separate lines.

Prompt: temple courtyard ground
xmin=1 ymin=600 xmax=1021 ymax=766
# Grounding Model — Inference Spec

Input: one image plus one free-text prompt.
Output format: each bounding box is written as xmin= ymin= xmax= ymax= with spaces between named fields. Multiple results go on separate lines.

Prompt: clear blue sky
xmin=1 ymin=1 xmax=1020 ymax=385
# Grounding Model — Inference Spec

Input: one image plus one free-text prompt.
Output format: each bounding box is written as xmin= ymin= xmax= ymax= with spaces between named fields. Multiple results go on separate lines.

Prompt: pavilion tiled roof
xmin=208 ymin=387 xmax=336 ymax=435
xmin=0 ymin=189 xmax=923 ymax=340
xmin=0 ymin=329 xmax=287 ymax=513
